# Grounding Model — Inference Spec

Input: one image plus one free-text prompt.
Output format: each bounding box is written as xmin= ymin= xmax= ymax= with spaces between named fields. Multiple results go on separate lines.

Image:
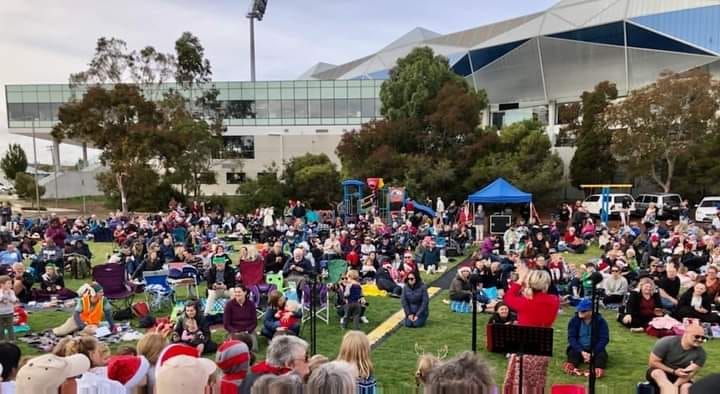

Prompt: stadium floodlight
xmin=247 ymin=0 xmax=269 ymax=81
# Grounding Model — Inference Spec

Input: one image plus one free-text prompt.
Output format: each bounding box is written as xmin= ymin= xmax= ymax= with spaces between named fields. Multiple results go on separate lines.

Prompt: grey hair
xmin=306 ymin=361 xmax=357 ymax=394
xmin=424 ymin=351 xmax=494 ymax=394
xmin=252 ymin=374 xmax=304 ymax=394
xmin=525 ymin=270 xmax=551 ymax=293
xmin=266 ymin=335 xmax=309 ymax=367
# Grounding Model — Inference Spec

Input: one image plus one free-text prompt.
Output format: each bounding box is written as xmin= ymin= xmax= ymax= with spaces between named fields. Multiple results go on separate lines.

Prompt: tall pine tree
xmin=569 ymin=81 xmax=618 ymax=188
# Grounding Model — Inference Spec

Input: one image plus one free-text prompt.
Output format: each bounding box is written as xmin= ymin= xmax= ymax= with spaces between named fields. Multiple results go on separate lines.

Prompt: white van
xmin=582 ymin=193 xmax=635 ymax=216
xmin=695 ymin=196 xmax=720 ymax=222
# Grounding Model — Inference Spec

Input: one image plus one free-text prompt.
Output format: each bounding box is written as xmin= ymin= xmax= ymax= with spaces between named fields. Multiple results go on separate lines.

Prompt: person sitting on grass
xmin=11 ymin=263 xmax=34 ymax=304
xmin=204 ymin=255 xmax=236 ymax=315
xmin=261 ymin=291 xmax=302 ymax=339
xmin=52 ymin=282 xmax=115 ymax=337
xmin=488 ymin=302 xmax=516 ymax=325
xmin=33 ymin=262 xmax=78 ymax=301
xmin=621 ymin=277 xmax=664 ymax=333
xmin=401 ymin=273 xmax=429 ymax=328
xmin=673 ymin=282 xmax=720 ymax=324
xmin=647 ymin=324 xmax=707 ymax=394
xmin=223 ymin=285 xmax=258 ymax=351
xmin=564 ymin=298 xmax=609 ymax=378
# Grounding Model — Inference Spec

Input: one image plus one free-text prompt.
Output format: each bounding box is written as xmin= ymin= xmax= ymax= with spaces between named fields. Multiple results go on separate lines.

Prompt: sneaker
xmin=340 ymin=317 xmax=345 ymax=326
xmin=595 ymin=368 xmax=605 ymax=378
xmin=361 ymin=316 xmax=369 ymax=324
xmin=630 ymin=327 xmax=645 ymax=333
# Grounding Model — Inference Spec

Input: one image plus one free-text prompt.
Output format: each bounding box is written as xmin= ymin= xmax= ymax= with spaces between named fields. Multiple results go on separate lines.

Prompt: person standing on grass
xmin=0 ymin=275 xmax=17 ymax=341
xmin=503 ymin=266 xmax=560 ymax=394
xmin=647 ymin=324 xmax=707 ymax=394
xmin=337 ymin=331 xmax=377 ymax=394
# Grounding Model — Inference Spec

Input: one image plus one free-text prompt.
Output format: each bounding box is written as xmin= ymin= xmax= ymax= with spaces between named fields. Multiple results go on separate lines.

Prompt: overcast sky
xmin=0 ymin=0 xmax=557 ymax=165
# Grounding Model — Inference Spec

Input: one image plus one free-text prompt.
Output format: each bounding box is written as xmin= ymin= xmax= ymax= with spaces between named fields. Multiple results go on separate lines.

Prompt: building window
xmin=225 ymin=100 xmax=255 ymax=119
xmin=220 ymin=136 xmax=255 ymax=159
xmin=557 ymin=102 xmax=581 ymax=125
xmin=308 ymin=100 xmax=322 ymax=118
xmin=199 ymin=172 xmax=216 ymax=184
xmin=226 ymin=172 xmax=246 ymax=184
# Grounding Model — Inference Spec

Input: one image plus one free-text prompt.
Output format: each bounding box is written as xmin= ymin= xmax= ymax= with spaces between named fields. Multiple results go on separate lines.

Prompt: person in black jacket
xmin=172 ymin=300 xmax=217 ymax=354
xmin=264 ymin=241 xmax=285 ymax=274
xmin=375 ymin=260 xmax=401 ymax=297
xmin=621 ymin=277 xmax=664 ymax=332
xmin=674 ymin=282 xmax=720 ymax=323
xmin=204 ymin=257 xmax=236 ymax=315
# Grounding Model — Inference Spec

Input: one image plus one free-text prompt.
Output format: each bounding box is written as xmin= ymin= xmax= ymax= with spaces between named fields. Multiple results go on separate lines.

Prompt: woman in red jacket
xmin=503 ymin=264 xmax=560 ymax=394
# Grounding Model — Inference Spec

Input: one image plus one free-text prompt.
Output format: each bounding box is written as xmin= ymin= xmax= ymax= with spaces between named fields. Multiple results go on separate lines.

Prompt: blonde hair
xmin=137 ymin=332 xmax=168 ymax=364
xmin=346 ymin=270 xmax=360 ymax=281
xmin=53 ymin=336 xmax=100 ymax=365
xmin=337 ymin=331 xmax=373 ymax=379
xmin=524 ymin=270 xmax=551 ymax=293
xmin=416 ymin=354 xmax=441 ymax=385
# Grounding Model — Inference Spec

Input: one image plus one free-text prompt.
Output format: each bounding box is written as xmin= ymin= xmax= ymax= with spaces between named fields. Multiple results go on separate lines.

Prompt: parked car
xmin=634 ymin=193 xmax=682 ymax=219
xmin=695 ymin=196 xmax=720 ymax=223
xmin=582 ymin=193 xmax=635 ymax=217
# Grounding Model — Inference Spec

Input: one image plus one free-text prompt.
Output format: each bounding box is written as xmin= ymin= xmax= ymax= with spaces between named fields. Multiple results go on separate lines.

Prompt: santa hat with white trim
xmin=107 ymin=355 xmax=150 ymax=392
xmin=155 ymin=343 xmax=199 ymax=379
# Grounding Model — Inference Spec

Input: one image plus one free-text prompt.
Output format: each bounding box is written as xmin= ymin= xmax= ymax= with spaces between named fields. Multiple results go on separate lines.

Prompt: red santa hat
xmin=107 ymin=355 xmax=150 ymax=390
xmin=155 ymin=343 xmax=199 ymax=378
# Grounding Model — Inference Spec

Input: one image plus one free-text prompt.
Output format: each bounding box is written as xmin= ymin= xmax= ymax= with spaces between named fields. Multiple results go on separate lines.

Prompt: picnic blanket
xmin=19 ymin=322 xmax=141 ymax=353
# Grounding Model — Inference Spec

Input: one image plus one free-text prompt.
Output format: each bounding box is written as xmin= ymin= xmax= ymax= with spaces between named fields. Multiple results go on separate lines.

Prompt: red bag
xmin=132 ymin=301 xmax=150 ymax=318
xmin=13 ymin=306 xmax=28 ymax=326
xmin=645 ymin=326 xmax=674 ymax=338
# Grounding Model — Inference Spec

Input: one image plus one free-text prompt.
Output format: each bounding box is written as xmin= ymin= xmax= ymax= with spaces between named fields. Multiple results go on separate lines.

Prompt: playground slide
xmin=407 ymin=199 xmax=436 ymax=218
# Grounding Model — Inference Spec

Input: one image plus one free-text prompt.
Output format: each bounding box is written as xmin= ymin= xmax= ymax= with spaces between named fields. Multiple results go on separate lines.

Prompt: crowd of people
xmin=2 ymin=196 xmax=720 ymax=393
xmin=0 ymin=327 xmax=501 ymax=394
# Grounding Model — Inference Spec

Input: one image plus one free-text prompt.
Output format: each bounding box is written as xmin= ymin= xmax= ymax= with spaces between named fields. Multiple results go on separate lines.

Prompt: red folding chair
xmin=239 ymin=259 xmax=265 ymax=287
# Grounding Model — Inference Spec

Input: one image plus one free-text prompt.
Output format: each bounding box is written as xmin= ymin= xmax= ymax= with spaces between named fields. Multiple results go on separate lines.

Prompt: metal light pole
xmin=247 ymin=0 xmax=269 ymax=82
xmin=31 ymin=119 xmax=41 ymax=211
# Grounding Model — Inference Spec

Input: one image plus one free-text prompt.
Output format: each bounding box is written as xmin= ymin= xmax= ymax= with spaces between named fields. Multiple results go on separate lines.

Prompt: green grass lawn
xmin=19 ymin=242 xmax=465 ymax=363
xmin=24 ymin=242 xmax=698 ymax=393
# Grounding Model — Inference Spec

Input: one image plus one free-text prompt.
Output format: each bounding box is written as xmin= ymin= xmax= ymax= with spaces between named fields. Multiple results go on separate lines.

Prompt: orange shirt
xmin=80 ymin=294 xmax=104 ymax=326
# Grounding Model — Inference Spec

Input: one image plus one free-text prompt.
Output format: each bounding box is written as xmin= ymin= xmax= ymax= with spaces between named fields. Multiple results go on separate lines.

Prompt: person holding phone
xmin=205 ymin=256 xmax=236 ymax=315
xmin=647 ymin=324 xmax=707 ymax=394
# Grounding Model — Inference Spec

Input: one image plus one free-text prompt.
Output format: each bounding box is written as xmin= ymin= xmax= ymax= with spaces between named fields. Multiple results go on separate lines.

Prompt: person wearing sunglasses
xmin=603 ymin=265 xmax=628 ymax=306
xmin=401 ymin=273 xmax=429 ymax=328
xmin=647 ymin=324 xmax=707 ymax=394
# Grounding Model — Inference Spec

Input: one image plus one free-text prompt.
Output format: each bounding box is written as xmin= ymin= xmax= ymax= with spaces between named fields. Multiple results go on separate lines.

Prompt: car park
xmin=582 ymin=193 xmax=635 ymax=217
xmin=695 ymin=196 xmax=720 ymax=222
xmin=634 ymin=193 xmax=682 ymax=219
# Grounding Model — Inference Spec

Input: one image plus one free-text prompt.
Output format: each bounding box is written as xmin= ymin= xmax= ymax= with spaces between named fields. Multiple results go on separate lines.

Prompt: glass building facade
xmin=5 ymin=79 xmax=384 ymax=129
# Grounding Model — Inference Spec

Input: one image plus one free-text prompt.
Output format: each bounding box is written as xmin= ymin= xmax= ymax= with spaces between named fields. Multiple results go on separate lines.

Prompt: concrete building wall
xmin=39 ymin=168 xmax=105 ymax=199
xmin=201 ymin=133 xmax=344 ymax=195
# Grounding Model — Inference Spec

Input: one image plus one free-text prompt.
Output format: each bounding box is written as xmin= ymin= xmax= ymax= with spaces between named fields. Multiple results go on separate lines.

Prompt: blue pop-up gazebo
xmin=467 ymin=178 xmax=532 ymax=204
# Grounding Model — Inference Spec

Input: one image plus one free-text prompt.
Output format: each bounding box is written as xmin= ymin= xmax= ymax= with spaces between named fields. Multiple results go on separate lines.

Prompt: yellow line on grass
xmin=368 ymin=286 xmax=441 ymax=348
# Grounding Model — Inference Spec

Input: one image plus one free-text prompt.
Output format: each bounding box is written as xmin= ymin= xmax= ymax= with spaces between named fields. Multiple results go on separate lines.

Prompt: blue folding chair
xmin=143 ymin=269 xmax=175 ymax=310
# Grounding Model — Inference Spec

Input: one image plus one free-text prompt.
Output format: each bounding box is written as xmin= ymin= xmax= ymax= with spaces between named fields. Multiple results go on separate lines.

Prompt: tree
xmin=52 ymin=84 xmax=162 ymax=214
xmin=1 ymin=144 xmax=28 ymax=181
xmin=569 ymin=81 xmax=619 ymax=188
xmin=282 ymin=154 xmax=340 ymax=208
xmin=608 ymin=69 xmax=720 ymax=192
xmin=236 ymin=166 xmax=286 ymax=213
xmin=337 ymin=47 xmax=488 ymax=202
xmin=465 ymin=120 xmax=564 ymax=201
xmin=55 ymin=33 xmax=228 ymax=210
xmin=96 ymin=165 xmax=183 ymax=211
xmin=380 ymin=47 xmax=472 ymax=120
xmin=14 ymin=172 xmax=44 ymax=200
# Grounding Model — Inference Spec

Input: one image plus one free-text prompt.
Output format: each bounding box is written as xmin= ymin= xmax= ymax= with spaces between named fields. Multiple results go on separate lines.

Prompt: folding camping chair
xmin=550 ymin=385 xmax=586 ymax=394
xmin=240 ymin=260 xmax=276 ymax=314
xmin=92 ymin=263 xmax=138 ymax=312
xmin=326 ymin=259 xmax=348 ymax=284
xmin=143 ymin=269 xmax=175 ymax=310
xmin=301 ymin=283 xmax=329 ymax=324
xmin=265 ymin=272 xmax=287 ymax=296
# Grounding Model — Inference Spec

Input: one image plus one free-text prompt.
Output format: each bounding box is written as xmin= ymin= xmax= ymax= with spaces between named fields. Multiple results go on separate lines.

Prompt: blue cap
xmin=576 ymin=298 xmax=593 ymax=313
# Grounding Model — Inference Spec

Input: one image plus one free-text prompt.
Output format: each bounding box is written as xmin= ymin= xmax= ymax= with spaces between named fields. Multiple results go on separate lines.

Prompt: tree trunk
xmin=663 ymin=154 xmax=675 ymax=193
xmin=116 ymin=173 xmax=128 ymax=214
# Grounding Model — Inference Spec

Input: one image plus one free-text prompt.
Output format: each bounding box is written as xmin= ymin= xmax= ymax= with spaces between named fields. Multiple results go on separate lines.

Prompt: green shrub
xmin=14 ymin=172 xmax=45 ymax=199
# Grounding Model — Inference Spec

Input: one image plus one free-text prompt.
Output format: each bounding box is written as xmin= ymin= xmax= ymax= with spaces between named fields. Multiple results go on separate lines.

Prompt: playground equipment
xmin=340 ymin=178 xmax=435 ymax=223
xmin=580 ymin=184 xmax=633 ymax=224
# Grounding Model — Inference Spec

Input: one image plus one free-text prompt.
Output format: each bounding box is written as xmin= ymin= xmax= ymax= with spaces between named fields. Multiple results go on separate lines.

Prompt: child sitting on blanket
xmin=275 ymin=300 xmax=301 ymax=332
